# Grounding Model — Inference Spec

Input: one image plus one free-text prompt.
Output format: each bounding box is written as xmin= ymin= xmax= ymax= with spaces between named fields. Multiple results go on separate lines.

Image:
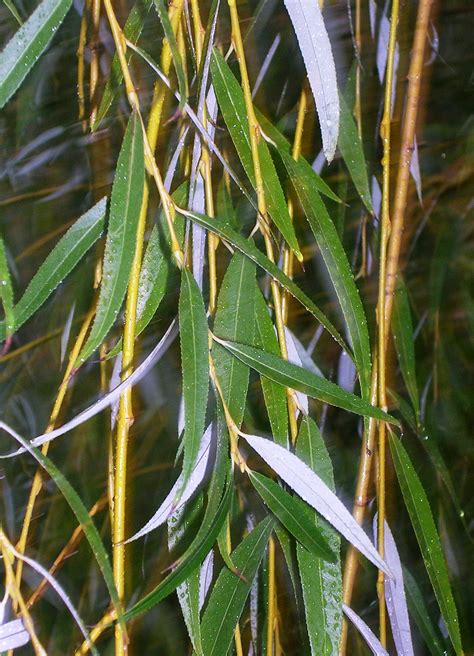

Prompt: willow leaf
xmin=212 ymin=252 xmax=256 ymax=427
xmin=0 ymin=0 xmax=73 ymax=107
xmin=210 ymin=49 xmax=302 ymax=259
xmin=403 ymin=567 xmax=448 ymax=656
xmin=178 ymin=209 xmax=348 ymax=354
xmin=254 ymin=287 xmax=288 ymax=445
xmin=215 ymin=339 xmax=395 ymax=424
xmin=0 ymin=198 xmax=107 ymax=343
xmin=242 ymin=432 xmax=392 ymax=576
xmin=389 ymin=432 xmax=463 ymax=655
xmin=0 ymin=236 xmax=14 ymax=337
xmin=338 ymin=92 xmax=373 ymax=212
xmin=296 ymin=417 xmax=342 ymax=656
xmin=272 ymin=142 xmax=372 ymax=398
xmin=283 ymin=0 xmax=339 ymax=161
xmin=178 ymin=268 xmax=209 ymax=495
xmin=153 ymin=0 xmax=186 ymax=107
xmin=392 ymin=277 xmax=420 ymax=420
xmin=93 ymin=0 xmax=153 ymax=130
xmin=78 ymin=112 xmax=144 ymax=364
xmin=123 ymin=473 xmax=232 ymax=621
xmin=200 ymin=516 xmax=275 ymax=656
xmin=343 ymin=604 xmax=389 ymax=656
xmin=249 ymin=471 xmax=335 ymax=562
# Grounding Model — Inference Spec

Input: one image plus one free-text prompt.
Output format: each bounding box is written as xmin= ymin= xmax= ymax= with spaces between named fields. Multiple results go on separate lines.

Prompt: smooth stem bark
xmin=376 ymin=0 xmax=399 ymax=643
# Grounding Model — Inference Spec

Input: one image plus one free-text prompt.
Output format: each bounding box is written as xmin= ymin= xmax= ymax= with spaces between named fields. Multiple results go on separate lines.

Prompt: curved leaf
xmin=241 ymin=432 xmax=392 ymax=576
xmin=77 ymin=112 xmax=144 ymax=364
xmin=249 ymin=471 xmax=335 ymax=562
xmin=215 ymin=338 xmax=395 ymax=424
xmin=0 ymin=0 xmax=72 ymax=108
xmin=200 ymin=516 xmax=275 ymax=656
xmin=389 ymin=432 xmax=463 ymax=655
xmin=343 ymin=604 xmax=389 ymax=656
xmin=296 ymin=416 xmax=342 ymax=656
xmin=0 ymin=198 xmax=107 ymax=342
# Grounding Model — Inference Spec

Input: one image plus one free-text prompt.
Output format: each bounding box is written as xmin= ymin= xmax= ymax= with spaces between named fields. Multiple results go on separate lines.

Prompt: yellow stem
xmin=376 ymin=0 xmax=400 ymax=643
xmin=13 ymin=307 xmax=95 ymax=600
xmin=1 ymin=529 xmax=47 ymax=655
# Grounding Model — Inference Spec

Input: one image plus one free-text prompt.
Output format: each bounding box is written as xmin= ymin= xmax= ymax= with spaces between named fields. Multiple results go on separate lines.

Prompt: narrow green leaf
xmin=178 ymin=209 xmax=349 ymax=354
xmin=0 ymin=198 xmax=107 ymax=343
xmin=105 ymin=183 xmax=187 ymax=359
xmin=271 ymin=138 xmax=372 ymax=398
xmin=179 ymin=268 xmax=209 ymax=494
xmin=212 ymin=252 xmax=256 ymax=427
xmin=78 ymin=112 xmax=144 ymax=364
xmin=403 ymin=567 xmax=448 ymax=656
xmin=256 ymin=109 xmax=340 ymax=203
xmin=296 ymin=416 xmax=342 ymax=656
xmin=215 ymin=338 xmax=396 ymax=424
xmin=153 ymin=0 xmax=187 ymax=108
xmin=338 ymin=93 xmax=373 ymax=213
xmin=210 ymin=49 xmax=302 ymax=259
xmin=200 ymin=516 xmax=275 ymax=656
xmin=0 ymin=236 xmax=15 ymax=337
xmin=2 ymin=0 xmax=23 ymax=25
xmin=93 ymin=0 xmax=153 ymax=130
xmin=0 ymin=0 xmax=72 ymax=107
xmin=249 ymin=471 xmax=335 ymax=561
xmin=392 ymin=277 xmax=420 ymax=419
xmin=254 ymin=287 xmax=288 ymax=445
xmin=389 ymin=432 xmax=463 ymax=655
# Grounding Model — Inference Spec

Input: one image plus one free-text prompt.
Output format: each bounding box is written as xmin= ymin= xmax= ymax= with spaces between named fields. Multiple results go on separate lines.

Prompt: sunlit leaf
xmin=0 ymin=198 xmax=107 ymax=343
xmin=389 ymin=432 xmax=463 ymax=655
xmin=78 ymin=112 xmax=144 ymax=364
xmin=0 ymin=0 xmax=73 ymax=108
xmin=178 ymin=268 xmax=210 ymax=495
xmin=210 ymin=49 xmax=302 ymax=259
xmin=283 ymin=0 xmax=339 ymax=161
xmin=200 ymin=516 xmax=275 ymax=656
xmin=215 ymin=338 xmax=395 ymax=424
xmin=296 ymin=416 xmax=342 ymax=656
xmin=212 ymin=252 xmax=256 ymax=427
xmin=343 ymin=604 xmax=389 ymax=656
xmin=374 ymin=516 xmax=414 ymax=656
xmin=249 ymin=470 xmax=335 ymax=561
xmin=241 ymin=432 xmax=392 ymax=576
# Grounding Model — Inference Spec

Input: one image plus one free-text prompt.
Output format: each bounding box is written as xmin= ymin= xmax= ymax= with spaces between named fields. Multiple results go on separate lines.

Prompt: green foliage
xmin=0 ymin=0 xmax=471 ymax=653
